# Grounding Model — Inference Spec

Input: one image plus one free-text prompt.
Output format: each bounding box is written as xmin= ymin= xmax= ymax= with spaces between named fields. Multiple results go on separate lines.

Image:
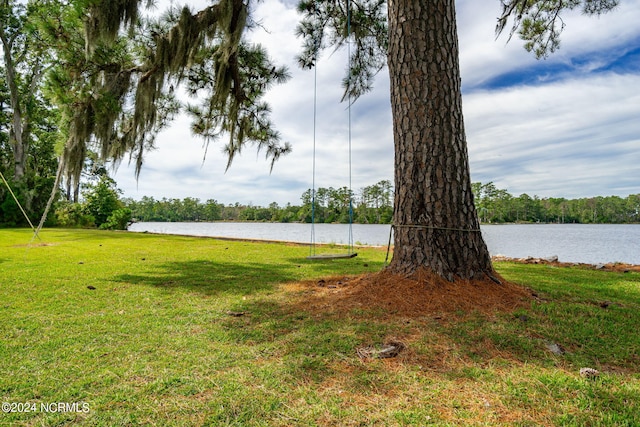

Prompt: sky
xmin=112 ymin=0 xmax=640 ymax=206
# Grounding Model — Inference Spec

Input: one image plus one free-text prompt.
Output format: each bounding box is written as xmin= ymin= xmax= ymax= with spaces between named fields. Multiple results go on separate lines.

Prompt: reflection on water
xmin=128 ymin=222 xmax=640 ymax=265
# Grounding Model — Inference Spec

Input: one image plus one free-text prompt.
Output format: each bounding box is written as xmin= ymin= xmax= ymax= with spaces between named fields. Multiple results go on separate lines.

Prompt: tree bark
xmin=0 ymin=28 xmax=27 ymax=181
xmin=1 ymin=14 xmax=42 ymax=185
xmin=387 ymin=0 xmax=494 ymax=280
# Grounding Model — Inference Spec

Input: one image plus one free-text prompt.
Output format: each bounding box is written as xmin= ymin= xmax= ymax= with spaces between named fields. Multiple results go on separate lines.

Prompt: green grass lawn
xmin=1 ymin=228 xmax=639 ymax=426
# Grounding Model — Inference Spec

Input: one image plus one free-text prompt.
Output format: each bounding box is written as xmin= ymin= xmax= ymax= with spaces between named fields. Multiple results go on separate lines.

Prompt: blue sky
xmin=113 ymin=0 xmax=640 ymax=206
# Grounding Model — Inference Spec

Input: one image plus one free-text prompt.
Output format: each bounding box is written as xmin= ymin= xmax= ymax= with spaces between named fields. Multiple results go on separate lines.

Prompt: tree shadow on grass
xmin=112 ymin=253 xmax=383 ymax=297
xmin=293 ymin=257 xmax=384 ymax=275
xmin=113 ymin=259 xmax=300 ymax=296
xmin=245 ymin=268 xmax=640 ymax=375
xmin=111 ymin=256 xmax=640 ymax=421
xmin=112 ymin=255 xmax=640 ymax=375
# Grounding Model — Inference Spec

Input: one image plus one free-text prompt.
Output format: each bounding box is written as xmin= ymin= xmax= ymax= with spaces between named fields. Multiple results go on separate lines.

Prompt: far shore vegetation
xmin=3 ymin=174 xmax=638 ymax=229
xmin=117 ymin=181 xmax=640 ymax=226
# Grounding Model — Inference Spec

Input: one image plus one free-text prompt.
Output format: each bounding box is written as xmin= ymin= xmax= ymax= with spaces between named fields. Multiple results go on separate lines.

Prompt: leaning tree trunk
xmin=387 ymin=0 xmax=494 ymax=281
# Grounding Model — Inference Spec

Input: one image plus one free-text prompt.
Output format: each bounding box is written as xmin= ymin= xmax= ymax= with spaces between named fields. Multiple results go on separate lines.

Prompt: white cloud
xmin=465 ymin=73 xmax=640 ymax=197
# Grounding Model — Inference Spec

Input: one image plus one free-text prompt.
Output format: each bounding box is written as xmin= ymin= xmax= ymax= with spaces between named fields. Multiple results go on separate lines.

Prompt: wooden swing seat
xmin=306 ymin=253 xmax=358 ymax=260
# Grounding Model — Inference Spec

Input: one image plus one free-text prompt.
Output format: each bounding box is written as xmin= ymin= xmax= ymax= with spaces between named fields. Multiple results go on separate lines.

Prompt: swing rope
xmin=346 ymin=0 xmax=355 ymax=255
xmin=0 ymin=170 xmax=40 ymax=240
xmin=309 ymin=2 xmax=319 ymax=257
xmin=308 ymin=0 xmax=356 ymax=260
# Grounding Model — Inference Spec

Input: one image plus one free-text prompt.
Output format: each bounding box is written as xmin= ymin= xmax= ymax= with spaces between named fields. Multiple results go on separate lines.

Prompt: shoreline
xmin=131 ymin=229 xmax=640 ymax=270
xmin=491 ymin=255 xmax=640 ymax=272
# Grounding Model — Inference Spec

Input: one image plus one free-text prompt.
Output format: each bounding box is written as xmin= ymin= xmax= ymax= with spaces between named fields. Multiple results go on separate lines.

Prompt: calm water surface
xmin=128 ymin=222 xmax=640 ymax=265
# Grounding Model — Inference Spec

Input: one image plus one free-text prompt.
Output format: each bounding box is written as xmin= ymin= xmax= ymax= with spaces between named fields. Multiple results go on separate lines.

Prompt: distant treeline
xmin=124 ymin=180 xmax=640 ymax=225
xmin=472 ymin=182 xmax=639 ymax=224
xmin=124 ymin=180 xmax=393 ymax=224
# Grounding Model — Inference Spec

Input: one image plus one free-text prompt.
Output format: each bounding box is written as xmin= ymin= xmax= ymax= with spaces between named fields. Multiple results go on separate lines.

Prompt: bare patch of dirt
xmin=12 ymin=242 xmax=57 ymax=248
xmin=286 ymin=269 xmax=533 ymax=320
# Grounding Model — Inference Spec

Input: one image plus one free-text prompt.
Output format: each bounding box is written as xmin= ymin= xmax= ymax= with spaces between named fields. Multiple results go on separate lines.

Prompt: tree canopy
xmin=39 ymin=0 xmax=292 ymax=186
xmin=496 ymin=0 xmax=620 ymax=58
xmin=33 ymin=0 xmax=620 ymax=187
xmin=3 ymin=0 xmax=622 ymax=199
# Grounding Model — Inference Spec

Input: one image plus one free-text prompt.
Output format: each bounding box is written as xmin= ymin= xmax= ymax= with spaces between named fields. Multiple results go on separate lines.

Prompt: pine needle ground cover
xmin=1 ymin=228 xmax=639 ymax=426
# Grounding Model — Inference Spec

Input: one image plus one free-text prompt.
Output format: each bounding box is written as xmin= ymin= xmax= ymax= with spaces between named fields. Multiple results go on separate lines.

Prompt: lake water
xmin=127 ymin=222 xmax=640 ymax=265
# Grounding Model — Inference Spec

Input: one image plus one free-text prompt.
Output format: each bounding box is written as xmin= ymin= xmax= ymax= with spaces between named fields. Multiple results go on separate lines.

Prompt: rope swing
xmin=307 ymin=0 xmax=357 ymax=260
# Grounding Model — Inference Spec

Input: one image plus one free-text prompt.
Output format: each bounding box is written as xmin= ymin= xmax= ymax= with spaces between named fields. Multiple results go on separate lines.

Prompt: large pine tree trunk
xmin=387 ymin=0 xmax=494 ymax=280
